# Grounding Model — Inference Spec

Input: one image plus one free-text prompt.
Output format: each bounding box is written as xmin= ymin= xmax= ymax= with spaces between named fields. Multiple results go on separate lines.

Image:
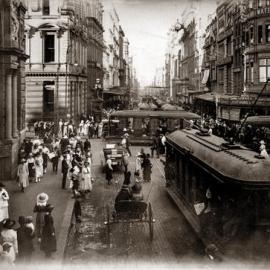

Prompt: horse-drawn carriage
xmin=104 ymin=201 xmax=155 ymax=242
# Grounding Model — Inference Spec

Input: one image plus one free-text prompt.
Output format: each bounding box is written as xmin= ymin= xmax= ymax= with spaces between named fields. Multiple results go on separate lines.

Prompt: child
xmin=25 ymin=216 xmax=35 ymax=236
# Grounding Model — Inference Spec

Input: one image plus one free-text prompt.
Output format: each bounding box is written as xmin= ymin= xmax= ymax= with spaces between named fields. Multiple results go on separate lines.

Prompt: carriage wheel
xmin=148 ymin=203 xmax=154 ymax=241
xmin=106 ymin=204 xmax=111 ymax=244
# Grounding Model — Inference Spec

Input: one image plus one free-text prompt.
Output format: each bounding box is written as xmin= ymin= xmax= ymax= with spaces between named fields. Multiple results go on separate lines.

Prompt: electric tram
xmin=165 ymin=128 xmax=270 ymax=258
xmin=106 ymin=110 xmax=200 ymax=144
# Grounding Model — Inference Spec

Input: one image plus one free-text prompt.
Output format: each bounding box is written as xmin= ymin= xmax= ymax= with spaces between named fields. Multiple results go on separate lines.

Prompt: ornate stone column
xmin=6 ymin=74 xmax=12 ymax=139
xmin=12 ymin=73 xmax=18 ymax=137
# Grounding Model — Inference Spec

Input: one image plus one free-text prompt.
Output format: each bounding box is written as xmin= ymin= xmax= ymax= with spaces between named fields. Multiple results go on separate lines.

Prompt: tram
xmin=165 ymin=128 xmax=270 ymax=257
xmin=106 ymin=110 xmax=200 ymax=144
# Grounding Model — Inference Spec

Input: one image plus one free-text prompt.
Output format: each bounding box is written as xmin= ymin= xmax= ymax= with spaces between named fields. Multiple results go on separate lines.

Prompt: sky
xmin=103 ymin=0 xmax=217 ymax=87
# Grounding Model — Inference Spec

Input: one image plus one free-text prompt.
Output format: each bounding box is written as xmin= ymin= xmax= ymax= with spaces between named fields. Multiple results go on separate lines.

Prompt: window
xmin=267 ymin=0 xmax=270 ymax=6
xmin=258 ymin=25 xmax=263 ymax=43
xmin=44 ymin=34 xmax=55 ymax=62
xmin=43 ymin=81 xmax=54 ymax=114
xmin=250 ymin=26 xmax=254 ymax=44
xmin=259 ymin=59 xmax=270 ymax=82
xmin=266 ymin=24 xmax=270 ymax=43
xmin=42 ymin=0 xmax=50 ymax=15
xmin=246 ymin=31 xmax=249 ymax=46
xmin=251 ymin=63 xmax=254 ymax=83
xmin=259 ymin=0 xmax=265 ymax=7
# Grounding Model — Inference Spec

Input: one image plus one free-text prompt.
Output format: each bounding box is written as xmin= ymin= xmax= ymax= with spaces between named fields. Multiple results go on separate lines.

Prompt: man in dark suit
xmin=61 ymin=155 xmax=69 ymax=189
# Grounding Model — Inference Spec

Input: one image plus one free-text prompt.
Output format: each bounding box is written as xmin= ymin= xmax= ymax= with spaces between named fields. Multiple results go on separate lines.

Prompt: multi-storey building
xmin=166 ymin=0 xmax=216 ymax=106
xmin=103 ymin=4 xmax=132 ymax=110
xmin=196 ymin=0 xmax=270 ymax=120
xmin=25 ymin=0 xmax=89 ymax=125
xmin=86 ymin=0 xmax=104 ymax=122
xmin=0 ymin=0 xmax=27 ymax=180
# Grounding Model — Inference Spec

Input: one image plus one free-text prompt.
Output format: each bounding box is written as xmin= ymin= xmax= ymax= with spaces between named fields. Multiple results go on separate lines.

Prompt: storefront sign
xmin=257 ymin=7 xmax=270 ymax=16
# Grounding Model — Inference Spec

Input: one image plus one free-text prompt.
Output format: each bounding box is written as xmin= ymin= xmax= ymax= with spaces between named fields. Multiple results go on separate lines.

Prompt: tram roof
xmin=244 ymin=115 xmax=270 ymax=126
xmin=110 ymin=110 xmax=201 ymax=120
xmin=166 ymin=129 xmax=270 ymax=186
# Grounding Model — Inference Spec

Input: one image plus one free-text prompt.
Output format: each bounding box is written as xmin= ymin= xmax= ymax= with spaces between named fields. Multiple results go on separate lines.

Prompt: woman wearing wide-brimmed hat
xmin=33 ymin=193 xmax=49 ymax=242
xmin=0 ymin=182 xmax=9 ymax=222
xmin=0 ymin=218 xmax=18 ymax=262
xmin=17 ymin=159 xmax=29 ymax=192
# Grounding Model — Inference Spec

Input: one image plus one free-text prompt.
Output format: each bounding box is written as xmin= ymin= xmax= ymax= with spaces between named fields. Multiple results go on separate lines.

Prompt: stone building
xmin=86 ymin=0 xmax=104 ymax=122
xmin=103 ymin=4 xmax=131 ymax=110
xmin=25 ymin=0 xmax=89 ymax=125
xmin=195 ymin=0 xmax=270 ymax=120
xmin=0 ymin=0 xmax=27 ymax=180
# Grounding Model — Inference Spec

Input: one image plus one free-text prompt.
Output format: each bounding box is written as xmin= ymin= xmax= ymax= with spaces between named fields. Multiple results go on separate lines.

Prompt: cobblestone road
xmin=64 ymin=141 xmax=206 ymax=266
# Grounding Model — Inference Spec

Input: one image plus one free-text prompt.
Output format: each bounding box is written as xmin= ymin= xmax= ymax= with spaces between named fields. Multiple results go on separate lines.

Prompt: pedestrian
xmin=81 ymin=161 xmax=93 ymax=194
xmin=17 ymin=159 xmax=29 ymax=192
xmin=42 ymin=145 xmax=50 ymax=174
xmin=0 ymin=183 xmax=9 ymax=222
xmin=27 ymin=153 xmax=36 ymax=183
xmin=62 ymin=154 xmax=69 ymax=189
xmin=105 ymin=157 xmax=113 ymax=185
xmin=0 ymin=218 xmax=18 ymax=263
xmin=151 ymin=134 xmax=159 ymax=158
xmin=142 ymin=153 xmax=152 ymax=182
xmin=40 ymin=205 xmax=57 ymax=258
xmin=123 ymin=152 xmax=129 ymax=173
xmin=135 ymin=152 xmax=142 ymax=176
xmin=33 ymin=193 xmax=49 ymax=243
xmin=84 ymin=138 xmax=91 ymax=153
xmin=16 ymin=216 xmax=35 ymax=263
xmin=34 ymin=152 xmax=43 ymax=182
xmin=51 ymin=147 xmax=60 ymax=173
xmin=70 ymin=166 xmax=80 ymax=196
xmin=124 ymin=133 xmax=132 ymax=156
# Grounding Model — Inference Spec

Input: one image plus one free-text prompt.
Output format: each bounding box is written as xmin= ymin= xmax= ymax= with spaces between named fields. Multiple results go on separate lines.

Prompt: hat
xmin=260 ymin=140 xmax=265 ymax=145
xmin=37 ymin=193 xmax=49 ymax=204
xmin=21 ymin=158 xmax=26 ymax=163
xmin=1 ymin=218 xmax=16 ymax=229
xmin=18 ymin=216 xmax=26 ymax=225
xmin=0 ymin=182 xmax=5 ymax=188
xmin=136 ymin=152 xmax=141 ymax=157
xmin=123 ymin=128 xmax=127 ymax=132
xmin=124 ymin=133 xmax=129 ymax=137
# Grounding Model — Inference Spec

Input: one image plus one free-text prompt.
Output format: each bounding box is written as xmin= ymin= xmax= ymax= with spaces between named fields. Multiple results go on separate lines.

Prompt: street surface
xmin=64 ymin=141 xmax=206 ymax=265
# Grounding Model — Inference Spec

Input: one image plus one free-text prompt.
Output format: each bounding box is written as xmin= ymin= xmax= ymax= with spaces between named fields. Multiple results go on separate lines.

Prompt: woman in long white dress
xmin=17 ymin=159 xmax=29 ymax=192
xmin=0 ymin=218 xmax=18 ymax=263
xmin=35 ymin=153 xmax=43 ymax=182
xmin=81 ymin=161 xmax=92 ymax=193
xmin=0 ymin=183 xmax=9 ymax=222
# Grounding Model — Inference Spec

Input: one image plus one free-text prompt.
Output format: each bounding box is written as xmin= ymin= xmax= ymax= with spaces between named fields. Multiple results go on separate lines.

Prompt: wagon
xmin=100 ymin=143 xmax=125 ymax=171
xmin=104 ymin=201 xmax=155 ymax=243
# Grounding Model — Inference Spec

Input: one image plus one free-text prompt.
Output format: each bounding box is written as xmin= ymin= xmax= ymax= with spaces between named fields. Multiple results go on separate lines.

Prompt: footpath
xmin=2 ymin=138 xmax=105 ymax=267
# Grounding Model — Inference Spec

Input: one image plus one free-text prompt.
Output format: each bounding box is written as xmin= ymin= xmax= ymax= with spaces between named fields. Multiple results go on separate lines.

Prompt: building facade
xmin=195 ymin=0 xmax=270 ymax=121
xmin=25 ymin=0 xmax=89 ymax=125
xmin=103 ymin=4 xmax=132 ymax=110
xmin=86 ymin=0 xmax=104 ymax=122
xmin=0 ymin=0 xmax=27 ymax=180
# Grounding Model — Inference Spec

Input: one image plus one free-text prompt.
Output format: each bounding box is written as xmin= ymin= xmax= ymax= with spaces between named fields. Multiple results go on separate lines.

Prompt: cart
xmin=104 ymin=201 xmax=155 ymax=243
xmin=100 ymin=143 xmax=125 ymax=171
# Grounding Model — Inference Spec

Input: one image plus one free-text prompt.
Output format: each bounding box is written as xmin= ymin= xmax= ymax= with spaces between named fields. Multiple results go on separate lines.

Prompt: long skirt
xmin=0 ymin=207 xmax=9 ymax=222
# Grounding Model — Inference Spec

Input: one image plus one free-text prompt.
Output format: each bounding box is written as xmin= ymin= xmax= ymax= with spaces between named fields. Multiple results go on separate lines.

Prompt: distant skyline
xmin=103 ymin=0 xmax=217 ymax=87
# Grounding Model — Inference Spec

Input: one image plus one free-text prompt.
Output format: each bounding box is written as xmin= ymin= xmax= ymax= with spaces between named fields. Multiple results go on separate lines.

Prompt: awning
xmin=202 ymin=69 xmax=210 ymax=84
xmin=44 ymin=85 xmax=55 ymax=90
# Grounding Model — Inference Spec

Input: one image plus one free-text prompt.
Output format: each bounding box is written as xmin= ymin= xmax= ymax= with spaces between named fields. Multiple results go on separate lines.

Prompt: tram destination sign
xmin=257 ymin=7 xmax=270 ymax=16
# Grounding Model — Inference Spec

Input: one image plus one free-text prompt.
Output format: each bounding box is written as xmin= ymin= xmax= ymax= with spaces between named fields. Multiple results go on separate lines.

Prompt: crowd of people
xmin=193 ymin=115 xmax=270 ymax=154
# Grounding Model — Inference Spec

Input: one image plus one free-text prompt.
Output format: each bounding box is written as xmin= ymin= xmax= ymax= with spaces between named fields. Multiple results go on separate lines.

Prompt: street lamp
xmin=94 ymin=78 xmax=103 ymax=121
